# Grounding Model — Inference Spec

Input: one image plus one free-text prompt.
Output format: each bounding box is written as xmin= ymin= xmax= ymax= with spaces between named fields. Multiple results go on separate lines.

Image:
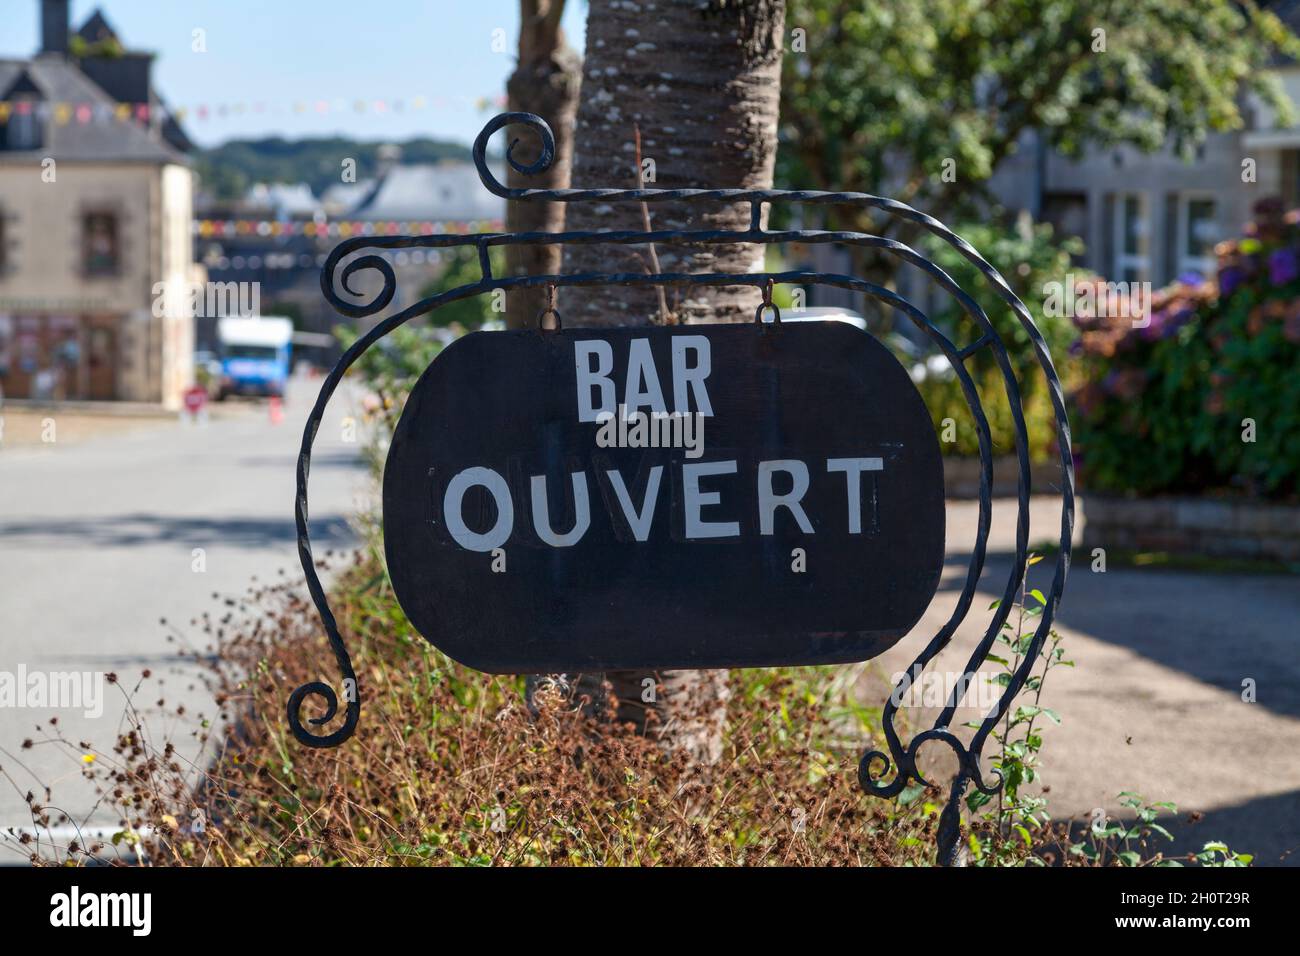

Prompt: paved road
xmin=0 ymin=377 xmax=366 ymax=836
xmin=871 ymin=497 xmax=1300 ymax=865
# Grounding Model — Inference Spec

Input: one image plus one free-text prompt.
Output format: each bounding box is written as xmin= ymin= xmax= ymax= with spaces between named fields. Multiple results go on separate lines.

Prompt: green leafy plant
xmin=962 ymin=554 xmax=1246 ymax=866
xmin=333 ymin=245 xmax=502 ymax=459
xmin=334 ymin=323 xmax=442 ymax=469
xmin=415 ymin=246 xmax=503 ymax=332
xmin=1069 ymin=792 xmax=1179 ymax=867
xmin=1193 ymin=841 xmax=1254 ymax=867
xmin=965 ymin=553 xmax=1070 ymax=864
xmin=908 ymin=215 xmax=1083 ymax=463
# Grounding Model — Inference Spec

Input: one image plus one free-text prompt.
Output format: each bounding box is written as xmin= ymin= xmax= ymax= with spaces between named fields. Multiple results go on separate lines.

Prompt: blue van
xmin=216 ymin=316 xmax=293 ymax=399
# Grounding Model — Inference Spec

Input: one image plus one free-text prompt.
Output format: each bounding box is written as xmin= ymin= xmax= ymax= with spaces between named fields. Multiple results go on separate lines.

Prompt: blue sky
xmin=3 ymin=0 xmax=587 ymax=147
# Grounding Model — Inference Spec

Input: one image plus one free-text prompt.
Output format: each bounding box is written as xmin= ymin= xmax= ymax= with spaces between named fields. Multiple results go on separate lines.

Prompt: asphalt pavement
xmin=871 ymin=496 xmax=1300 ymax=865
xmin=0 ymin=376 xmax=366 ymax=837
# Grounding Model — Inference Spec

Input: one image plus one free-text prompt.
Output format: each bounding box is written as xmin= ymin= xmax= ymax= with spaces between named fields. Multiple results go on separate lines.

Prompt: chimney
xmin=40 ymin=0 xmax=69 ymax=56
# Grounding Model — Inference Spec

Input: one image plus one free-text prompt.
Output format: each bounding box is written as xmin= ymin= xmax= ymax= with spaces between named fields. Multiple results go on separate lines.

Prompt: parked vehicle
xmin=216 ymin=316 xmax=293 ymax=400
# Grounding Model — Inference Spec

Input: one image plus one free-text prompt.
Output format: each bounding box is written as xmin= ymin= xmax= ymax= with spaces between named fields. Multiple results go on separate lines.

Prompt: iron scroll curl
xmin=293 ymin=112 xmax=1075 ymax=865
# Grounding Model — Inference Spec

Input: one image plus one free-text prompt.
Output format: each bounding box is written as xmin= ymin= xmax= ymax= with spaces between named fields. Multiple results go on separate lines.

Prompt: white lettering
xmin=530 ymin=473 xmax=592 ymax=547
xmin=443 ymin=467 xmax=513 ymax=552
xmin=670 ymin=334 xmax=713 ymax=416
xmin=682 ymin=460 xmax=739 ymax=539
xmin=757 ymin=460 xmax=814 ymax=535
xmin=605 ymin=466 xmax=664 ymax=541
xmin=575 ymin=341 xmax=615 ymax=422
xmin=623 ymin=338 xmax=668 ymax=414
xmin=826 ymin=457 xmax=884 ymax=534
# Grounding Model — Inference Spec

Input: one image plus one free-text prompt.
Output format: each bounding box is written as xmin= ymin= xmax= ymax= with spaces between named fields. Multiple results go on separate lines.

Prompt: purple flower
xmin=1140 ymin=307 xmax=1170 ymax=342
xmin=1218 ymin=266 xmax=1245 ymax=298
xmin=1177 ymin=270 xmax=1206 ymax=287
xmin=1269 ymin=247 xmax=1299 ymax=287
xmin=1169 ymin=306 xmax=1194 ymax=335
xmin=1143 ymin=305 xmax=1195 ymax=342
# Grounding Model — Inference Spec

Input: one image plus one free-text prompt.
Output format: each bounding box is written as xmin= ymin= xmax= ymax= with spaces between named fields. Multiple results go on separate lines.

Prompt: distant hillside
xmin=195 ymin=136 xmax=475 ymax=201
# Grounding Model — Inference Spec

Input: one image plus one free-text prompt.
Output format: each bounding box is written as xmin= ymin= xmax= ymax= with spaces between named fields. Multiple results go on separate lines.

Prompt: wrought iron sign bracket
xmin=294 ymin=112 xmax=1075 ymax=866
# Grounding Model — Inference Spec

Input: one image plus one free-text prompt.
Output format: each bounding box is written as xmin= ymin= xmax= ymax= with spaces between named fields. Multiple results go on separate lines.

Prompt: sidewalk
xmin=0 ymin=397 xmax=261 ymax=450
xmin=867 ymin=496 xmax=1300 ymax=865
xmin=0 ymin=377 xmax=365 ymax=833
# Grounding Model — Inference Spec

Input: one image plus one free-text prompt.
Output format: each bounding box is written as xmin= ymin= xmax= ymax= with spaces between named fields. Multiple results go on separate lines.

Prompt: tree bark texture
xmin=504 ymin=0 xmax=582 ymax=329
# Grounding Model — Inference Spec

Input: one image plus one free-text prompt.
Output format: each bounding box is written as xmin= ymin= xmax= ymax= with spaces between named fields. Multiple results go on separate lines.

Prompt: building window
xmin=1113 ymin=194 xmax=1149 ymax=283
xmin=83 ymin=211 xmax=121 ymax=276
xmin=2 ymin=97 xmax=45 ymax=151
xmin=1177 ymin=196 xmax=1218 ymax=279
xmin=1041 ymin=192 xmax=1088 ymax=263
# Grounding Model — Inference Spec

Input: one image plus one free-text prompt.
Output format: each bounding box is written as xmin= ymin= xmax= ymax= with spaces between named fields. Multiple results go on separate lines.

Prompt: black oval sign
xmin=383 ymin=321 xmax=944 ymax=673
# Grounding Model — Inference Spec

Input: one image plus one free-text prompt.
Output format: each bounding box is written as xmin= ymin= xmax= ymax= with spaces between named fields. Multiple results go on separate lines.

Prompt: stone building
xmin=0 ymin=1 xmax=199 ymax=409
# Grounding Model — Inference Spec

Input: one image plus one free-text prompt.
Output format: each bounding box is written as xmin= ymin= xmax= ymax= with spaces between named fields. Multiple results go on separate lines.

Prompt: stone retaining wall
xmin=943 ymin=456 xmax=1064 ymax=499
xmin=1081 ymin=495 xmax=1300 ymax=563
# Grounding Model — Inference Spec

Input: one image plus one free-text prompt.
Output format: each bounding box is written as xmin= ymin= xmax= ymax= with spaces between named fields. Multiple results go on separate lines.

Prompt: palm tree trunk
xmin=559 ymin=0 xmax=787 ymax=765
xmin=504 ymin=0 xmax=581 ymax=329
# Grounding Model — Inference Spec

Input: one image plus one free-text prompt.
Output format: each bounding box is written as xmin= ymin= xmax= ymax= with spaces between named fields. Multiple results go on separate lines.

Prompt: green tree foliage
xmin=779 ymin=0 xmax=1300 ymax=463
xmin=69 ymin=35 xmax=124 ymax=58
xmin=334 ymin=323 xmax=442 ymax=451
xmin=915 ymin=215 xmax=1084 ymax=461
xmin=196 ymin=136 xmax=473 ymax=201
xmin=780 ymin=0 xmax=1300 ymax=229
xmin=416 ymin=247 xmax=502 ymax=332
xmin=334 ymin=246 xmax=503 ymax=452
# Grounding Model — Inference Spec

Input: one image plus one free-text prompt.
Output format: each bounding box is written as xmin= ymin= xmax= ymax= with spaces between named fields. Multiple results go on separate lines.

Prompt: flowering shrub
xmin=1072 ymin=200 xmax=1300 ymax=499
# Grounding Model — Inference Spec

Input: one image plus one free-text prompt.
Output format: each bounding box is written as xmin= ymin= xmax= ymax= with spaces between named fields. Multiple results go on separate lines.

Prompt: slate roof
xmin=77 ymin=9 xmax=119 ymax=44
xmin=349 ymin=162 xmax=505 ymax=221
xmin=0 ymin=55 xmax=187 ymax=164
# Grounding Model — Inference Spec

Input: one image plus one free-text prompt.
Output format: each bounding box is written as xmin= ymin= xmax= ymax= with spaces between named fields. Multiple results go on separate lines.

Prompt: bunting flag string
xmin=193 ymin=218 xmax=504 ymax=239
xmin=0 ymin=93 xmax=508 ymax=126
xmin=196 ymin=218 xmax=504 ymax=272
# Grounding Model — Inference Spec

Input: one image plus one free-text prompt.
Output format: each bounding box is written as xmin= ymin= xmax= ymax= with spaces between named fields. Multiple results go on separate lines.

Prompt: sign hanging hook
xmin=538 ymin=283 xmax=563 ymax=332
xmin=755 ymin=278 xmax=781 ymax=328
